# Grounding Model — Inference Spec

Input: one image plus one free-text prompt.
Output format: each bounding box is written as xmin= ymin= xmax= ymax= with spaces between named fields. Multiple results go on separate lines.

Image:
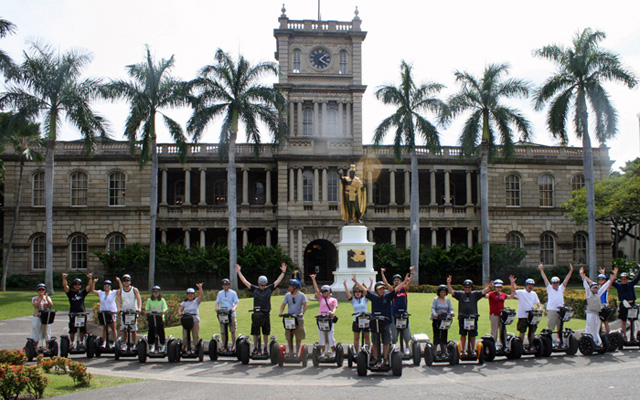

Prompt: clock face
xmin=309 ymin=48 xmax=331 ymax=69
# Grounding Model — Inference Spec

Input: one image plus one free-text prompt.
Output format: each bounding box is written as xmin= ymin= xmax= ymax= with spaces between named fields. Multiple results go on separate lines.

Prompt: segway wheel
xmin=476 ymin=342 xmax=484 ymax=365
xmin=137 ymin=340 xmax=147 ymax=363
xmin=209 ymin=339 xmax=219 ymax=361
xmin=336 ymin=343 xmax=344 ymax=367
xmin=239 ymin=341 xmax=250 ymax=365
xmin=301 ymin=345 xmax=308 ymax=368
xmin=60 ymin=336 xmax=70 ymax=358
xmin=449 ymin=342 xmax=459 ymax=365
xmin=167 ymin=340 xmax=175 ymax=363
xmin=49 ymin=339 xmax=58 ymax=357
xmin=174 ymin=340 xmax=182 ymax=362
xmin=617 ymin=332 xmax=625 ymax=350
xmin=533 ymin=337 xmax=545 ymax=358
xmin=356 ymin=351 xmax=368 ymax=376
xmin=606 ymin=333 xmax=619 ymax=353
xmin=566 ymin=334 xmax=578 ymax=356
xmin=198 ymin=340 xmax=205 ymax=362
xmin=347 ymin=346 xmax=354 ymax=368
xmin=578 ymin=336 xmax=595 ymax=356
xmin=312 ymin=346 xmax=320 ymax=368
xmin=423 ymin=343 xmax=434 ymax=366
xmin=86 ymin=336 xmax=95 ymax=359
xmin=482 ymin=338 xmax=496 ymax=362
xmin=25 ymin=340 xmax=35 ymax=362
xmin=541 ymin=335 xmax=553 ymax=357
xmin=114 ymin=339 xmax=121 ymax=360
xmin=391 ymin=351 xmax=402 ymax=376
xmin=411 ymin=341 xmax=421 ymax=366
xmin=94 ymin=337 xmax=103 ymax=358
xmin=269 ymin=342 xmax=279 ymax=365
xmin=277 ymin=345 xmax=284 ymax=367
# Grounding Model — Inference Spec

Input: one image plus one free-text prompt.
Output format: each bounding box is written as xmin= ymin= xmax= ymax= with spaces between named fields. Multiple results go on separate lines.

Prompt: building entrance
xmin=304 ymin=240 xmax=337 ymax=282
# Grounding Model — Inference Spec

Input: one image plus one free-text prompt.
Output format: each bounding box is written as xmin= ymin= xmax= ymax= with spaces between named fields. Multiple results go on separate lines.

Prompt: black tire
xmin=391 ymin=351 xmax=402 ymax=376
xmin=301 ymin=345 xmax=308 ymax=368
xmin=606 ymin=333 xmax=620 ymax=352
xmin=533 ymin=337 xmax=545 ymax=358
xmin=277 ymin=345 xmax=284 ymax=367
xmin=511 ymin=337 xmax=523 ymax=359
xmin=114 ymin=339 xmax=121 ymax=360
xmin=86 ymin=336 xmax=95 ymax=359
xmin=239 ymin=341 xmax=250 ymax=365
xmin=356 ymin=351 xmax=368 ymax=377
xmin=541 ymin=335 xmax=553 ymax=357
xmin=336 ymin=344 xmax=344 ymax=367
xmin=209 ymin=339 xmax=219 ymax=361
xmin=411 ymin=341 xmax=421 ymax=366
xmin=347 ymin=346 xmax=354 ymax=368
xmin=312 ymin=346 xmax=320 ymax=368
xmin=60 ymin=336 xmax=70 ymax=358
xmin=566 ymin=334 xmax=579 ymax=356
xmin=423 ymin=343 xmax=434 ymax=366
xmin=482 ymin=338 xmax=496 ymax=362
xmin=49 ymin=340 xmax=58 ymax=357
xmin=167 ymin=340 xmax=175 ymax=363
xmin=617 ymin=332 xmax=625 ymax=350
xmin=25 ymin=340 xmax=35 ymax=361
xmin=450 ymin=342 xmax=460 ymax=365
xmin=269 ymin=341 xmax=279 ymax=365
xmin=137 ymin=339 xmax=147 ymax=363
xmin=94 ymin=337 xmax=103 ymax=358
xmin=578 ymin=336 xmax=595 ymax=356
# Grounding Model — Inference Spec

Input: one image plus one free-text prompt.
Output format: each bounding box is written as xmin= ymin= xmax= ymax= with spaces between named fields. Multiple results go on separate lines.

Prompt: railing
xmin=284 ymin=19 xmax=356 ymax=32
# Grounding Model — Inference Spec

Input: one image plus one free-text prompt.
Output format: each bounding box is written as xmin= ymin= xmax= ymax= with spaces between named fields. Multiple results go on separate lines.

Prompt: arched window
xmin=70 ymin=234 xmax=88 ymax=270
xmin=108 ymin=172 xmax=126 ymax=206
xmin=107 ymin=233 xmax=126 ymax=252
xmin=214 ymin=180 xmax=227 ymax=205
xmin=339 ymin=51 xmax=347 ymax=74
xmin=573 ymin=232 xmax=588 ymax=265
xmin=505 ymin=174 xmax=520 ymax=206
xmin=70 ymin=171 xmax=88 ymax=206
xmin=292 ymin=50 xmax=301 ymax=73
xmin=540 ymin=232 xmax=556 ymax=265
xmin=32 ymin=171 xmax=45 ymax=207
xmin=572 ymin=175 xmax=585 ymax=192
xmin=303 ymin=171 xmax=313 ymax=202
xmin=303 ymin=109 xmax=313 ymax=136
xmin=506 ymin=232 xmax=523 ymax=249
xmin=326 ymin=105 xmax=338 ymax=136
xmin=31 ymin=234 xmax=46 ymax=270
xmin=538 ymin=174 xmax=554 ymax=207
xmin=174 ymin=180 xmax=185 ymax=205
xmin=253 ymin=181 xmax=265 ymax=205
xmin=327 ymin=171 xmax=339 ymax=202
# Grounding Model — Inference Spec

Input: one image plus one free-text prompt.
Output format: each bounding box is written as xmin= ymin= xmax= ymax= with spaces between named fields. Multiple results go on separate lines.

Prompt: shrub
xmin=0 ymin=363 xmax=28 ymax=400
xmin=36 ymin=355 xmax=68 ymax=374
xmin=67 ymin=361 xmax=92 ymax=387
xmin=23 ymin=365 xmax=48 ymax=398
xmin=0 ymin=350 xmax=26 ymax=365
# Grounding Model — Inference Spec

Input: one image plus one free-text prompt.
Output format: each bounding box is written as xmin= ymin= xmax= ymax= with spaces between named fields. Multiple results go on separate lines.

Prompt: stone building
xmin=0 ymin=9 xmax=612 ymax=282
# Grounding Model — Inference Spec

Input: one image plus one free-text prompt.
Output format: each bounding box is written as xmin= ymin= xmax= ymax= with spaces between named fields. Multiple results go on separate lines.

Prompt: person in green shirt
xmin=144 ymin=286 xmax=168 ymax=352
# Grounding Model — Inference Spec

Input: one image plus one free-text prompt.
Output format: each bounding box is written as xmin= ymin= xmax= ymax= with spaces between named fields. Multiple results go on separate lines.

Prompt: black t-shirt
xmin=67 ymin=289 xmax=88 ymax=313
xmin=366 ymin=290 xmax=397 ymax=323
xmin=250 ymin=284 xmax=275 ymax=312
xmin=452 ymin=290 xmax=484 ymax=316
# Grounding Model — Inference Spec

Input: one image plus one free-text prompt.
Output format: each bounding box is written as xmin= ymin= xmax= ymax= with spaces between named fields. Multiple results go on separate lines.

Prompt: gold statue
xmin=340 ymin=164 xmax=367 ymax=223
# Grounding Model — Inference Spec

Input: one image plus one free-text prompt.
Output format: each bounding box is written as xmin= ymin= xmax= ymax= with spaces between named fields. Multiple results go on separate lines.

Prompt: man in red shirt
xmin=486 ymin=278 xmax=515 ymax=346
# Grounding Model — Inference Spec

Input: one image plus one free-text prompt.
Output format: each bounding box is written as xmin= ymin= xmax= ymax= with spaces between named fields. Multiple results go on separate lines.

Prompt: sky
xmin=2 ymin=0 xmax=639 ymax=170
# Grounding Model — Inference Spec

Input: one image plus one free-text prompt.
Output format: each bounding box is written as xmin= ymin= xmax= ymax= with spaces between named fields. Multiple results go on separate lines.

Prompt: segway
xmin=310 ymin=314 xmax=344 ymax=367
xmin=520 ymin=310 xmax=546 ymax=357
xmin=481 ymin=308 xmax=523 ymax=361
xmin=347 ymin=312 xmax=371 ymax=368
xmin=539 ymin=306 xmax=578 ymax=356
xmin=455 ymin=314 xmax=484 ymax=364
xmin=171 ymin=311 xmax=205 ymax=362
xmin=424 ymin=313 xmax=459 ymax=366
xmin=612 ymin=304 xmax=640 ymax=350
xmin=599 ymin=305 xmax=622 ymax=351
xmin=92 ymin=310 xmax=116 ymax=357
xmin=355 ymin=313 xmax=402 ymax=376
xmin=137 ymin=312 xmax=175 ymax=363
xmin=114 ymin=309 xmax=139 ymax=360
xmin=24 ymin=309 xmax=58 ymax=361
xmin=236 ymin=307 xmax=279 ymax=365
xmin=393 ymin=310 xmax=422 ymax=366
xmin=276 ymin=313 xmax=308 ymax=367
xmin=60 ymin=312 xmax=93 ymax=358
xmin=578 ymin=332 xmax=609 ymax=355
xmin=209 ymin=309 xmax=242 ymax=361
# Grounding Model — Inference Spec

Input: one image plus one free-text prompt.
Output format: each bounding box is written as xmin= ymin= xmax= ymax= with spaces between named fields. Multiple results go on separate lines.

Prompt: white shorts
xmin=31 ymin=316 xmax=51 ymax=342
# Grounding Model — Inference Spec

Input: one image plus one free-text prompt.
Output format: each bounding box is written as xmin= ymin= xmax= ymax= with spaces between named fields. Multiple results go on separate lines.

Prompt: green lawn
xmin=43 ymin=373 xmax=142 ymax=397
xmin=0 ymin=291 xmax=100 ymax=321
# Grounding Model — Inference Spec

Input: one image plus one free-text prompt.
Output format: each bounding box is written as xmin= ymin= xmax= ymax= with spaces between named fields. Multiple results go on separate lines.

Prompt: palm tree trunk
xmin=44 ymin=137 xmax=55 ymax=293
xmin=409 ymin=150 xmax=420 ymax=284
xmin=228 ymin=130 xmax=238 ymax=289
xmin=148 ymin=129 xmax=158 ymax=291
xmin=1 ymin=157 xmax=25 ymax=291
xmin=581 ymin=111 xmax=597 ymax=280
xmin=480 ymin=141 xmax=490 ymax=284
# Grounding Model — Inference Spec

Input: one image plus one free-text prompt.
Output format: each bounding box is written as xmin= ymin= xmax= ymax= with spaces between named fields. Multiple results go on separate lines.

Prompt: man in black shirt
xmin=447 ymin=276 xmax=490 ymax=356
xmin=62 ymin=272 xmax=93 ymax=347
xmin=236 ymin=263 xmax=286 ymax=355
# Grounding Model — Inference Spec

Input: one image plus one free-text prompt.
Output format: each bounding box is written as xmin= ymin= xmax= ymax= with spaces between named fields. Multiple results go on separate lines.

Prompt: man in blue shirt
xmin=216 ymin=278 xmax=239 ymax=351
xmin=381 ymin=268 xmax=413 ymax=356
xmin=611 ymin=266 xmax=640 ymax=340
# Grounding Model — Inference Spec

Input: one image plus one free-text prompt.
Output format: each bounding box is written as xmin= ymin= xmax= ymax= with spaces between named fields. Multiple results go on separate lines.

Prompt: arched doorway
xmin=304 ymin=239 xmax=337 ymax=283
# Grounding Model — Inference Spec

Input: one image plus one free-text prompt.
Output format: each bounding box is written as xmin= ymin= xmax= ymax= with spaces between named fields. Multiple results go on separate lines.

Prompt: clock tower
xmin=274 ymin=6 xmax=367 ymax=155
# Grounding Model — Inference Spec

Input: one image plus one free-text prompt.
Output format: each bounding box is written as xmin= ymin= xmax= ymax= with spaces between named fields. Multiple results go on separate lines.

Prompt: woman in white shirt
xmin=178 ymin=283 xmax=204 ymax=352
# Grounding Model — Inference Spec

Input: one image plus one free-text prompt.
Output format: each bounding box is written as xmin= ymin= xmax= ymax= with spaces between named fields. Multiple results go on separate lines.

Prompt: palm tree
xmin=102 ymin=47 xmax=188 ymax=290
xmin=0 ymin=112 xmax=44 ymax=291
xmin=374 ymin=60 xmax=448 ymax=284
xmin=534 ymin=29 xmax=637 ymax=279
xmin=1 ymin=42 xmax=108 ymax=292
xmin=449 ymin=63 xmax=531 ymax=284
xmin=0 ymin=18 xmax=16 ymax=76
xmin=187 ymin=49 xmax=287 ymax=289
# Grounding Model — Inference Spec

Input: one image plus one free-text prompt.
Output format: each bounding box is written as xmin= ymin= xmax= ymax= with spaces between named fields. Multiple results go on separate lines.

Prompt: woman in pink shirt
xmin=310 ymin=274 xmax=338 ymax=356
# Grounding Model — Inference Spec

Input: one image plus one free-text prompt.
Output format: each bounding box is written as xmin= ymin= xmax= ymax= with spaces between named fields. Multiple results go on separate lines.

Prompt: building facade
xmin=0 ymin=9 xmax=613 ymax=282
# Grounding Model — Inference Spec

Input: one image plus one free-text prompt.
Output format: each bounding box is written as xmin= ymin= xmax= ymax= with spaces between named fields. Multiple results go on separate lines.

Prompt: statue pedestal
xmin=331 ymin=225 xmax=376 ymax=298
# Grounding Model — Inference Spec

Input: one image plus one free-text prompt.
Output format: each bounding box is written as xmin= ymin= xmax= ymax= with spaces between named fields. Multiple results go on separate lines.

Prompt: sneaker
xmin=150 ymin=345 xmax=156 ymax=353
xmin=404 ymin=348 xmax=411 ymax=356
xmin=159 ymin=344 xmax=166 ymax=353
xmin=383 ymin=359 xmax=389 ymax=367
xmin=252 ymin=348 xmax=258 ymax=356
xmin=374 ymin=361 xmax=382 ymax=368
xmin=264 ymin=346 xmax=269 ymax=355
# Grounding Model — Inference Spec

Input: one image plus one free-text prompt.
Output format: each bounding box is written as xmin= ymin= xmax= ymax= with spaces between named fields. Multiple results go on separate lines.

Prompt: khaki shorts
xmin=220 ymin=315 xmax=238 ymax=333
xmin=285 ymin=318 xmax=306 ymax=341
xmin=547 ymin=310 xmax=560 ymax=331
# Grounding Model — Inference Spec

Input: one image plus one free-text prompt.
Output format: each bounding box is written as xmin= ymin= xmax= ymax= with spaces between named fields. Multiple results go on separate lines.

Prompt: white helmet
xmin=258 ymin=276 xmax=268 ymax=285
xmin=493 ymin=279 xmax=504 ymax=287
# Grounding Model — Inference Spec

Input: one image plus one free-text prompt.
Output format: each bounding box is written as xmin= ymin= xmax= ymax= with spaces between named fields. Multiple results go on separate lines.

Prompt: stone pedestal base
xmin=331 ymin=225 xmax=376 ymax=296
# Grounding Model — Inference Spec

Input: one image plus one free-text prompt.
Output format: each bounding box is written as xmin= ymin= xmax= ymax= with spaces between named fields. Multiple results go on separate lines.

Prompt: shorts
xmin=371 ymin=323 xmax=392 ymax=348
xmin=285 ymin=318 xmax=306 ymax=341
xmin=517 ymin=317 xmax=537 ymax=335
xmin=458 ymin=317 xmax=478 ymax=337
xmin=352 ymin=320 xmax=370 ymax=333
xmin=220 ymin=315 xmax=238 ymax=333
xmin=31 ymin=316 xmax=51 ymax=342
xmin=98 ymin=310 xmax=117 ymax=325
xmin=68 ymin=315 xmax=88 ymax=334
xmin=251 ymin=312 xmax=271 ymax=336
xmin=618 ymin=302 xmax=635 ymax=321
xmin=547 ymin=310 xmax=560 ymax=331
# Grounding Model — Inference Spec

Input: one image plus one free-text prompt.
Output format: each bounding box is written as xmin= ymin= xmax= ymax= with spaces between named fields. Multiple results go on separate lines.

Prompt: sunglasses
xmin=464 ymin=286 xmax=472 ymax=289
xmin=37 ymin=288 xmax=45 ymax=291
xmin=321 ymin=290 xmax=329 ymax=293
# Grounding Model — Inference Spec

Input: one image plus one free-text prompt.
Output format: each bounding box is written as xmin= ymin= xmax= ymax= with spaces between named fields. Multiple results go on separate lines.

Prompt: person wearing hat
xmin=144 ymin=286 xmax=168 ymax=352
xmin=279 ymin=278 xmax=307 ymax=356
xmin=611 ymin=264 xmax=640 ymax=340
xmin=178 ymin=283 xmax=204 ymax=352
xmin=116 ymin=274 xmax=142 ymax=345
xmin=351 ymin=266 xmax=413 ymax=368
xmin=510 ymin=275 xmax=542 ymax=349
xmin=310 ymin=274 xmax=338 ymax=357
xmin=216 ymin=278 xmax=240 ymax=351
xmin=580 ymin=266 xmax=618 ymax=347
xmin=62 ymin=272 xmax=93 ymax=349
xmin=90 ymin=277 xmax=119 ymax=347
xmin=381 ymin=268 xmax=414 ymax=356
xmin=447 ymin=276 xmax=491 ymax=356
xmin=538 ymin=262 xmax=574 ymax=344
xmin=31 ymin=283 xmax=53 ymax=347
xmin=597 ymin=268 xmax=611 ymax=333
xmin=485 ymin=278 xmax=516 ymax=346
xmin=431 ymin=284 xmax=455 ymax=357
xmin=235 ymin=263 xmax=287 ymax=355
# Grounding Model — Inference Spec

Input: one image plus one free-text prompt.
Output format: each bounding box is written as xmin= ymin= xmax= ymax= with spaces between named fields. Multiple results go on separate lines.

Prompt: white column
xmin=184 ymin=168 xmax=191 ymax=205
xmin=242 ymin=228 xmax=248 ymax=248
xmin=265 ymin=169 xmax=272 ymax=206
xmin=346 ymin=102 xmax=352 ymax=137
xmin=313 ymin=168 xmax=319 ymax=203
xmin=467 ymin=228 xmax=473 ymax=247
xmin=444 ymin=169 xmax=451 ymax=205
xmin=161 ymin=168 xmax=168 ymax=205
xmin=389 ymin=169 xmax=396 ymax=205
xmin=199 ymin=168 xmax=206 ymax=205
xmin=466 ymin=170 xmax=473 ymax=206
xmin=266 ymin=228 xmax=272 ymax=247
xmin=321 ymin=168 xmax=328 ymax=203
xmin=297 ymin=229 xmax=303 ymax=268
xmin=321 ymin=101 xmax=327 ymax=136
xmin=405 ymin=229 xmax=411 ymax=250
xmin=404 ymin=169 xmax=410 ymax=206
xmin=297 ymin=168 xmax=303 ymax=203
xmin=338 ymin=101 xmax=343 ymax=136
xmin=368 ymin=229 xmax=374 ymax=242
xmin=183 ymin=228 xmax=190 ymax=249
xmin=289 ymin=229 xmax=295 ymax=260
xmin=199 ymin=228 xmax=206 ymax=247
xmin=367 ymin=170 xmax=373 ymax=205
xmin=161 ymin=229 xmax=167 ymax=244
xmin=390 ymin=229 xmax=397 ymax=246
xmin=313 ymin=102 xmax=319 ymax=136
xmin=242 ymin=168 xmax=249 ymax=205
xmin=289 ymin=101 xmax=295 ymax=136
xmin=297 ymin=101 xmax=303 ymax=136
xmin=431 ymin=229 xmax=437 ymax=247
xmin=446 ymin=228 xmax=452 ymax=249
xmin=289 ymin=168 xmax=295 ymax=202
xmin=430 ymin=169 xmax=437 ymax=206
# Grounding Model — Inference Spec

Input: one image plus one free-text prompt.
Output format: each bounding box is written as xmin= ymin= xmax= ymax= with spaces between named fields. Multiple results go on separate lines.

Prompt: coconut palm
xmin=374 ymin=60 xmax=448 ymax=284
xmin=187 ymin=49 xmax=287 ymax=289
xmin=102 ymin=47 xmax=188 ymax=289
xmin=0 ymin=17 xmax=16 ymax=76
xmin=449 ymin=63 xmax=531 ymax=284
xmin=0 ymin=112 xmax=44 ymax=291
xmin=0 ymin=42 xmax=108 ymax=292
xmin=534 ymin=28 xmax=637 ymax=279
